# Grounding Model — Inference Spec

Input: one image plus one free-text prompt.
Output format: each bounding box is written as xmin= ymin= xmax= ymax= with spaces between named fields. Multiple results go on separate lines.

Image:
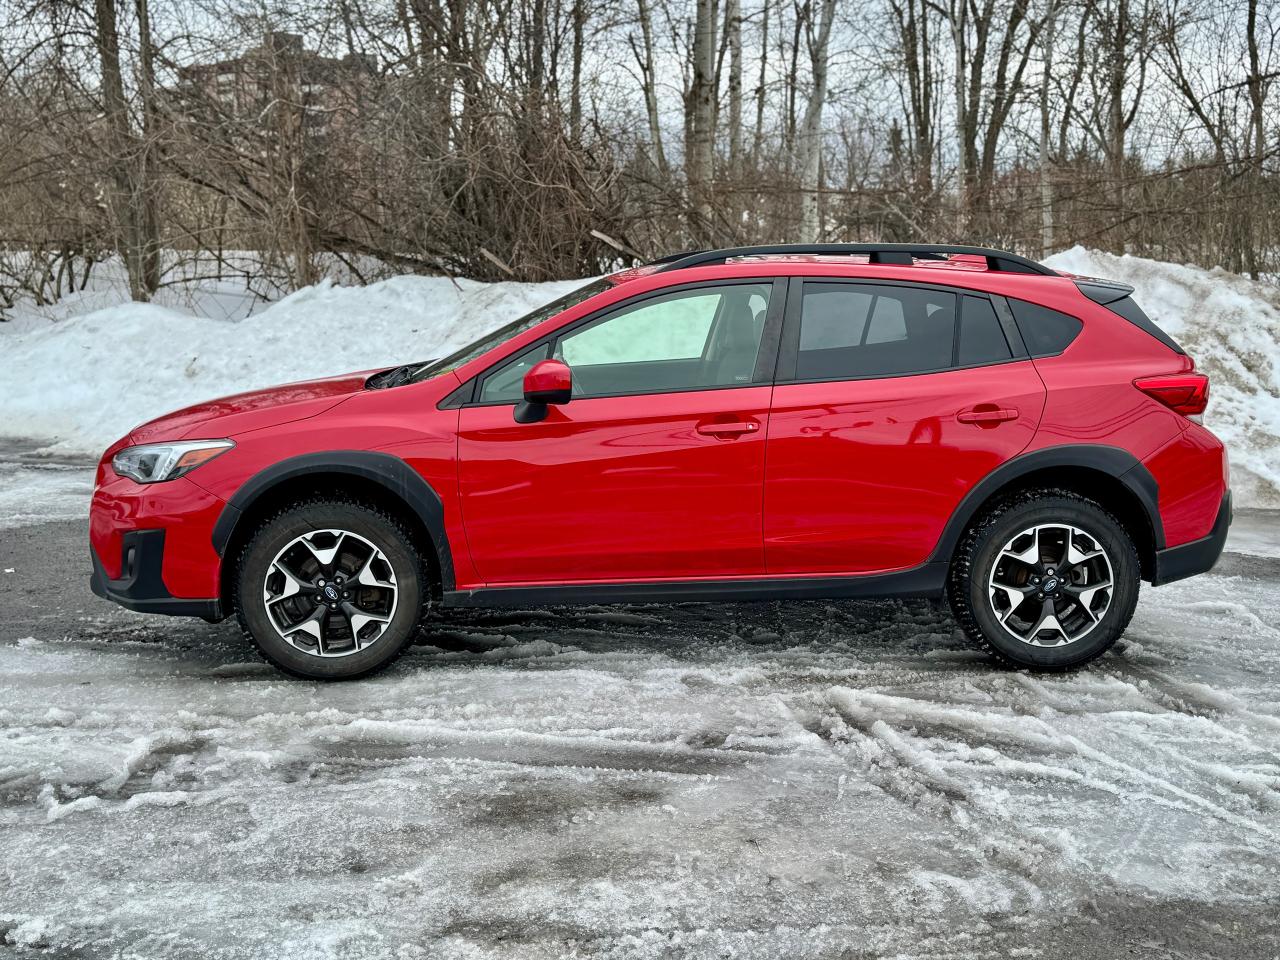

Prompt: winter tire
xmin=234 ymin=498 xmax=429 ymax=680
xmin=948 ymin=488 xmax=1140 ymax=670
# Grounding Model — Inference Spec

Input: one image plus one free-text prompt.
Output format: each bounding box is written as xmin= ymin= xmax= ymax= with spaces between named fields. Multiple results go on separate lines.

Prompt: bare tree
xmin=686 ymin=0 xmax=717 ymax=237
xmin=795 ymin=0 xmax=837 ymax=240
xmin=630 ymin=0 xmax=669 ymax=173
xmin=92 ymin=0 xmax=158 ymax=300
xmin=1 ymin=0 xmax=1277 ymax=304
xmin=1039 ymin=0 xmax=1058 ymax=254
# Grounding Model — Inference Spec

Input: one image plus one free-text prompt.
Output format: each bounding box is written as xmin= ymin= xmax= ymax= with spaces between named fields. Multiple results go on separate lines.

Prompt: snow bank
xmin=3 ymin=275 xmax=582 ymax=454
xmin=1046 ymin=247 xmax=1280 ymax=506
xmin=4 ymin=248 xmax=1277 ymax=504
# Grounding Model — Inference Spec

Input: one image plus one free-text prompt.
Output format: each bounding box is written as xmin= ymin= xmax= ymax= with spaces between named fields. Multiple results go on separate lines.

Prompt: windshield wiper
xmin=366 ymin=363 xmax=423 ymax=390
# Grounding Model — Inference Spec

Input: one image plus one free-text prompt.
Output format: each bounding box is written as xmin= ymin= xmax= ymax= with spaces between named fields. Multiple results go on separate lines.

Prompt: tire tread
xmin=947 ymin=487 xmax=1139 ymax=670
xmin=231 ymin=495 xmax=432 ymax=680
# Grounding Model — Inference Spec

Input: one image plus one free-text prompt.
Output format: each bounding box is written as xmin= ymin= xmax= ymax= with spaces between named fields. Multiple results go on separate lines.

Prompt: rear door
xmin=457 ymin=279 xmax=784 ymax=585
xmin=763 ymin=279 xmax=1046 ymax=575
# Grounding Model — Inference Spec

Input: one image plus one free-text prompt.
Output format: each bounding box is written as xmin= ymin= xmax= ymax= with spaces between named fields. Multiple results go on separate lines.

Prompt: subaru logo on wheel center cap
xmin=323 ymin=585 xmax=339 ymax=601
xmin=1043 ymin=577 xmax=1060 ymax=593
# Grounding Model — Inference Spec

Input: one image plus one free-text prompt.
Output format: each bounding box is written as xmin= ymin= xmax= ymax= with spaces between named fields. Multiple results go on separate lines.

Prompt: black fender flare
xmin=925 ymin=443 xmax=1163 ymax=566
xmin=211 ymin=450 xmax=455 ymax=592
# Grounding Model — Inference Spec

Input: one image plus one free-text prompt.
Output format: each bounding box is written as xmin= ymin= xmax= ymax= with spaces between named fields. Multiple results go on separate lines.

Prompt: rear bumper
xmin=90 ymin=529 xmax=224 ymax=619
xmin=1151 ymin=491 xmax=1232 ymax=586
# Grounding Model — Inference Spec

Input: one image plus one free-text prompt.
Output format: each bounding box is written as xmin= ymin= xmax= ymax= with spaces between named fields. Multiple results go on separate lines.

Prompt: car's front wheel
xmin=234 ymin=498 xmax=429 ymax=679
xmin=948 ymin=488 xmax=1140 ymax=670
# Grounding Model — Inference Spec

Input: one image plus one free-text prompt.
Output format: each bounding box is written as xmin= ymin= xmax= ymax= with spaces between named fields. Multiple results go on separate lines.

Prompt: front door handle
xmin=697 ymin=419 xmax=760 ymax=438
xmin=957 ymin=405 xmax=1019 ymax=425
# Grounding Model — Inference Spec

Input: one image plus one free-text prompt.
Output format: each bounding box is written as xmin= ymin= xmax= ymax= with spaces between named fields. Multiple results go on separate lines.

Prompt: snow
xmin=2 ymin=270 xmax=583 ymax=455
xmin=3 ymin=250 xmax=1278 ymax=956
xmin=1046 ymin=247 xmax=1280 ymax=506
xmin=0 ymin=447 xmax=95 ymax=529
xmin=4 ymin=248 xmax=1279 ymax=506
xmin=1 ymin=566 xmax=1279 ymax=957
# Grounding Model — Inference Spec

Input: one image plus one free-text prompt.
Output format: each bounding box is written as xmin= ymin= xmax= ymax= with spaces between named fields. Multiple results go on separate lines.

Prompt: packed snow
xmin=1 ymin=543 xmax=1279 ymax=957
xmin=2 ymin=271 xmax=583 ymax=456
xmin=3 ymin=247 xmax=1279 ymax=504
xmin=2 ymin=251 xmax=1280 ymax=956
xmin=1046 ymin=247 xmax=1280 ymax=507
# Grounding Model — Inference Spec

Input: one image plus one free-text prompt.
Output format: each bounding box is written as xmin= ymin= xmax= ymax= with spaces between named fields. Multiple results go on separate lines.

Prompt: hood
xmin=128 ymin=370 xmax=374 ymax=444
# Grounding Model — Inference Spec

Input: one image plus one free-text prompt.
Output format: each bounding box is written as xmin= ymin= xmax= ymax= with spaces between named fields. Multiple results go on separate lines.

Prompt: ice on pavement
xmin=0 ymin=444 xmax=96 ymax=529
xmin=3 ymin=250 xmax=1280 ymax=955
xmin=2 ymin=567 xmax=1278 ymax=957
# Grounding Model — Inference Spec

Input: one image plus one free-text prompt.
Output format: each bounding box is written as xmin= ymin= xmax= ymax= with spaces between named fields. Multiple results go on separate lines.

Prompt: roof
xmin=607 ymin=244 xmax=1058 ymax=285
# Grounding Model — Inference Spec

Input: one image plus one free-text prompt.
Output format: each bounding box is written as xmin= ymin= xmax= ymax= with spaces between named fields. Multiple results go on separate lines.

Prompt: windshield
xmin=409 ymin=278 xmax=611 ymax=382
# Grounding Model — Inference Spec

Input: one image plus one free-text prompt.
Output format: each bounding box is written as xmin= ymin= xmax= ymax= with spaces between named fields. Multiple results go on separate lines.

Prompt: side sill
xmin=90 ymin=530 xmax=225 ymax=620
xmin=1151 ymin=491 xmax=1232 ymax=586
xmin=444 ymin=562 xmax=947 ymax=608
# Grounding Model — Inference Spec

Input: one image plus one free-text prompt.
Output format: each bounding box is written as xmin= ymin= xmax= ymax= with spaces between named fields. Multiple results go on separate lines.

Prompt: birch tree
xmin=795 ymin=0 xmax=837 ymax=241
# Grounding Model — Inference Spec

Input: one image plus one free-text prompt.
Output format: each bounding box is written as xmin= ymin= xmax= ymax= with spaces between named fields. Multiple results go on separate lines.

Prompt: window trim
xmin=779 ymin=277 xmax=957 ymax=384
xmin=458 ymin=277 xmax=788 ymax=407
xmin=990 ymin=294 xmax=1030 ymax=359
xmin=956 ymin=292 xmax=1016 ymax=367
xmin=775 ymin=278 xmax=1035 ymax=386
xmin=475 ymin=341 xmax=551 ymax=404
xmin=1001 ymin=294 xmax=1085 ymax=359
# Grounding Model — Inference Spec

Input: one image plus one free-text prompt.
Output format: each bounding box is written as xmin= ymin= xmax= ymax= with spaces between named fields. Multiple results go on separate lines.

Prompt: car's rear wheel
xmin=948 ymin=488 xmax=1140 ymax=670
xmin=234 ymin=498 xmax=429 ymax=679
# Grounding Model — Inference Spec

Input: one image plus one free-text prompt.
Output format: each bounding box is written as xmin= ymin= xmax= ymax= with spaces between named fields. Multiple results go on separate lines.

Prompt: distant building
xmin=177 ymin=32 xmax=375 ymax=139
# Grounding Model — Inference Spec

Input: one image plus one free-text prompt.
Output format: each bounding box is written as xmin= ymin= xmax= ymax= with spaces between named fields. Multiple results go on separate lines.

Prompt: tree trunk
xmin=635 ymin=0 xmax=668 ymax=172
xmin=688 ymin=0 xmax=717 ymax=237
xmin=1039 ymin=0 xmax=1055 ymax=256
xmin=92 ymin=0 xmax=149 ymax=301
xmin=570 ymin=0 xmax=586 ymax=140
xmin=949 ymin=0 xmax=968 ymax=230
xmin=752 ymin=0 xmax=770 ymax=166
xmin=1106 ymin=0 xmax=1128 ymax=254
xmin=726 ymin=0 xmax=743 ymax=171
xmin=796 ymin=0 xmax=837 ymax=241
xmin=1244 ymin=0 xmax=1264 ymax=277
xmin=135 ymin=0 xmax=161 ymax=295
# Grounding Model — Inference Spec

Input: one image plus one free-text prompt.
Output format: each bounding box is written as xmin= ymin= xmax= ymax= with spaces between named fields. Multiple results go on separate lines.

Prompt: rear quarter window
xmin=1006 ymin=299 xmax=1083 ymax=357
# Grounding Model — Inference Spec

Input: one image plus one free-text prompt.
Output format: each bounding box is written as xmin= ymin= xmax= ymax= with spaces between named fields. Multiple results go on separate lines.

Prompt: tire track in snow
xmin=824 ymin=687 xmax=1280 ymax=846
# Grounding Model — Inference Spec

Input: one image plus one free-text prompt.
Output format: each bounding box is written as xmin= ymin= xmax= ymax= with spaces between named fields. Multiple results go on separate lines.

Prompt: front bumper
xmin=1151 ymin=490 xmax=1232 ymax=586
xmin=90 ymin=529 xmax=224 ymax=619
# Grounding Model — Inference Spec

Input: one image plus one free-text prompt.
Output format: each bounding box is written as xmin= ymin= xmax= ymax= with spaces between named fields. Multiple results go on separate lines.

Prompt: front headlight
xmin=111 ymin=439 xmax=234 ymax=484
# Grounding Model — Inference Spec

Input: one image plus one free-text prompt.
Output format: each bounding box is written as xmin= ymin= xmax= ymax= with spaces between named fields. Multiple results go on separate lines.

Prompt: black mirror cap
xmin=524 ymin=387 xmax=571 ymax=405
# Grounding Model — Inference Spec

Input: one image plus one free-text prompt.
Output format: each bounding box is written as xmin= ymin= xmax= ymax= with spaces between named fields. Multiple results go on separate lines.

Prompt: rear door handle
xmin=957 ymin=405 xmax=1019 ymax=425
xmin=697 ymin=419 xmax=760 ymax=437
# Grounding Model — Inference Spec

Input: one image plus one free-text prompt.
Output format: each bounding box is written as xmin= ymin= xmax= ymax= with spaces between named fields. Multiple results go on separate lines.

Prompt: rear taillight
xmin=1134 ymin=372 xmax=1210 ymax=421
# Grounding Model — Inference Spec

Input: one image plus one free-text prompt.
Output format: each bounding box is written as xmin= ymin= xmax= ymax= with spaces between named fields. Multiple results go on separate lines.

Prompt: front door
xmin=764 ymin=280 xmax=1046 ymax=574
xmin=458 ymin=280 xmax=781 ymax=585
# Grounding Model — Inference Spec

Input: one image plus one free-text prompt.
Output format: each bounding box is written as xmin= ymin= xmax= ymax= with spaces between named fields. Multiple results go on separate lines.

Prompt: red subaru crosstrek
xmin=90 ymin=244 xmax=1231 ymax=679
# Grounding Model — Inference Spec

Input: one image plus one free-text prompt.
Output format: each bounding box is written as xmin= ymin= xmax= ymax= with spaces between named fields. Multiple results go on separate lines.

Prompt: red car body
xmin=90 ymin=246 xmax=1231 ymax=621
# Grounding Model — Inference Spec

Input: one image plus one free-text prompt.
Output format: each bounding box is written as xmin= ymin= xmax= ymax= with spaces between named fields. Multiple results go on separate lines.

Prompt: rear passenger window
xmin=958 ymin=295 xmax=1012 ymax=365
xmin=796 ymin=284 xmax=955 ymax=380
xmin=1007 ymin=299 xmax=1083 ymax=357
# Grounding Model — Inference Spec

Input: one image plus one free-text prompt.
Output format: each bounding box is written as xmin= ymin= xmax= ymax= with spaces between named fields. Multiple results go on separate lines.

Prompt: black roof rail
xmin=652 ymin=243 xmax=1058 ymax=277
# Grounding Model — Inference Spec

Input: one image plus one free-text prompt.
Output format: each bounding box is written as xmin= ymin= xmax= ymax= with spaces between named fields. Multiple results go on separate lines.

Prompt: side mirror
xmin=515 ymin=358 xmax=572 ymax=423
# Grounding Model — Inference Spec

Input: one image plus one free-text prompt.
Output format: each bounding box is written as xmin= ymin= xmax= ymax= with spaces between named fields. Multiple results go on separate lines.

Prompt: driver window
xmin=553 ymin=283 xmax=772 ymax=398
xmin=477 ymin=344 xmax=550 ymax=403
